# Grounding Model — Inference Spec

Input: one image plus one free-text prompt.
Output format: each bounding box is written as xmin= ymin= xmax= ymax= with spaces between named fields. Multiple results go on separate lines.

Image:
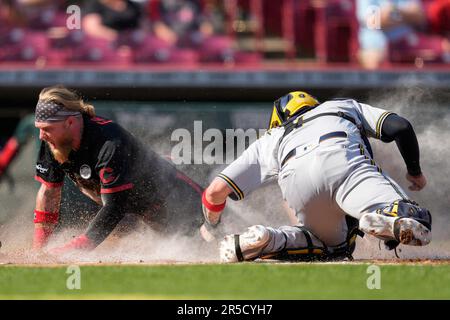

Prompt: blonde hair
xmin=38 ymin=85 xmax=95 ymax=117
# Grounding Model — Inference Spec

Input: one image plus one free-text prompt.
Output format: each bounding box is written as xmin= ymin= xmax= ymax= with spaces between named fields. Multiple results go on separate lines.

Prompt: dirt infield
xmin=1 ymin=228 xmax=450 ymax=266
xmin=2 ymin=249 xmax=450 ymax=267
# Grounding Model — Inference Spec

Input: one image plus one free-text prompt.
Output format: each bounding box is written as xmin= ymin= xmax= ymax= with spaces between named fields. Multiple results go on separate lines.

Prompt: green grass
xmin=1 ymin=263 xmax=449 ymax=299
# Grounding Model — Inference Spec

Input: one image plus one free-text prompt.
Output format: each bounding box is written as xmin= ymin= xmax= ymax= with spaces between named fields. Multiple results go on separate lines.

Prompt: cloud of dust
xmin=1 ymin=92 xmax=449 ymax=265
xmin=353 ymin=85 xmax=450 ymax=259
xmin=0 ymin=217 xmax=221 ymax=265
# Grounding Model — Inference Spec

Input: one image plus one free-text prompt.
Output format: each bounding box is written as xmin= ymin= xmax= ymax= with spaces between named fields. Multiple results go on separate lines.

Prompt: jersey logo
xmin=36 ymin=164 xmax=49 ymax=174
xmin=99 ymin=167 xmax=116 ymax=184
xmin=91 ymin=117 xmax=112 ymax=125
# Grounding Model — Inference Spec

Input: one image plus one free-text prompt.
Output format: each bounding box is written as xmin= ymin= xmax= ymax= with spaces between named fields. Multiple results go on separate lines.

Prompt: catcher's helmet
xmin=268 ymin=91 xmax=320 ymax=129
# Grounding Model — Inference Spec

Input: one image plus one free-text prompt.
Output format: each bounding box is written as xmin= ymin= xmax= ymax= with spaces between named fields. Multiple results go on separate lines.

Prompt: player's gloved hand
xmin=200 ymin=223 xmax=218 ymax=242
xmin=406 ymin=173 xmax=426 ymax=191
xmin=201 ymin=190 xmax=226 ymax=227
xmin=48 ymin=234 xmax=95 ymax=255
xmin=200 ymin=204 xmax=224 ymax=242
xmin=200 ymin=189 xmax=227 ymax=242
xmin=200 ymin=219 xmax=228 ymax=242
xmin=202 ymin=203 xmax=222 ymax=227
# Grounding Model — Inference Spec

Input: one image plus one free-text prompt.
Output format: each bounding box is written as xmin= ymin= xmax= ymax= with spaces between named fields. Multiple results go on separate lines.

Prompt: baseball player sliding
xmin=202 ymin=91 xmax=432 ymax=262
xmin=32 ymin=85 xmax=207 ymax=254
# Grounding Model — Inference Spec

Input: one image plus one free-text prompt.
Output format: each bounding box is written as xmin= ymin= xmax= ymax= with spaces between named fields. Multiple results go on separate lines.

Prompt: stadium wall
xmin=0 ymin=67 xmax=449 ymax=105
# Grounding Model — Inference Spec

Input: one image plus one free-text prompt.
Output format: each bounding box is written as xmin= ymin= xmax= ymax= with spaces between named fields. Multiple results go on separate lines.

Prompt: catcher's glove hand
xmin=202 ymin=203 xmax=221 ymax=227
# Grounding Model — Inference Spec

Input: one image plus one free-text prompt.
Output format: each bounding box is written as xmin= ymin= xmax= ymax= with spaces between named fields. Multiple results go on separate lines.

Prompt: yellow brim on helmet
xmin=268 ymin=101 xmax=284 ymax=130
xmin=268 ymin=91 xmax=320 ymax=130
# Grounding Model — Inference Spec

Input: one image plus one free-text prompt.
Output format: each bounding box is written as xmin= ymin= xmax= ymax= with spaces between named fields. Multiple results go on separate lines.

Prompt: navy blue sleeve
xmin=84 ymin=191 xmax=130 ymax=246
xmin=381 ymin=114 xmax=422 ymax=176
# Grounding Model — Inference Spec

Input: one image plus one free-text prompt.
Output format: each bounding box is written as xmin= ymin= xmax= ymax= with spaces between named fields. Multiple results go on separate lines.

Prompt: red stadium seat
xmin=425 ymin=0 xmax=450 ymax=36
xmin=199 ymin=36 xmax=235 ymax=63
xmin=0 ymin=31 xmax=49 ymax=62
xmin=132 ymin=37 xmax=199 ymax=64
xmin=69 ymin=37 xmax=131 ymax=65
xmin=26 ymin=9 xmax=67 ymax=30
xmin=294 ymin=0 xmax=316 ymax=58
xmin=233 ymin=51 xmax=262 ymax=64
xmin=389 ymin=33 xmax=445 ymax=63
xmin=314 ymin=0 xmax=358 ymax=63
xmin=44 ymin=49 xmax=70 ymax=66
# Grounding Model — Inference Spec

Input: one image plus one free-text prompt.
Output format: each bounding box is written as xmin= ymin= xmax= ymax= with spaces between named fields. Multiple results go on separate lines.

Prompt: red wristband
xmin=202 ymin=190 xmax=226 ymax=212
xmin=33 ymin=210 xmax=59 ymax=224
xmin=33 ymin=225 xmax=53 ymax=249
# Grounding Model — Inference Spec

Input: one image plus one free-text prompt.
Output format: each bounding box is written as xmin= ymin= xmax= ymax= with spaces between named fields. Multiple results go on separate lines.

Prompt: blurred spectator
xmin=148 ymin=0 xmax=235 ymax=63
xmin=202 ymin=0 xmax=227 ymax=35
xmin=0 ymin=0 xmax=26 ymax=29
xmin=427 ymin=0 xmax=450 ymax=37
xmin=14 ymin=0 xmax=67 ymax=29
xmin=357 ymin=0 xmax=450 ymax=69
xmin=82 ymin=0 xmax=143 ymax=42
xmin=0 ymin=0 xmax=70 ymax=64
xmin=52 ymin=0 xmax=145 ymax=64
xmin=151 ymin=0 xmax=213 ymax=46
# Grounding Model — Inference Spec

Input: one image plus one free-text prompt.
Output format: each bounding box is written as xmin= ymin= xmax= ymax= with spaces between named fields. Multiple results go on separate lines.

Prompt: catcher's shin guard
xmin=261 ymin=222 xmax=362 ymax=262
xmin=219 ymin=225 xmax=271 ymax=263
xmin=360 ymin=200 xmax=432 ymax=250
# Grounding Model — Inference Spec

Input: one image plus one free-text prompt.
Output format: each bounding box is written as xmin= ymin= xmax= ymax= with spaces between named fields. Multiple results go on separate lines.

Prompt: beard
xmin=49 ymin=141 xmax=72 ymax=164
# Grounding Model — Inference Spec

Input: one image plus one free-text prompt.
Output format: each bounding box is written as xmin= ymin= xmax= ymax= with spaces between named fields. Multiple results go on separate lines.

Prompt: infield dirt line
xmin=1 ymin=259 xmax=450 ymax=267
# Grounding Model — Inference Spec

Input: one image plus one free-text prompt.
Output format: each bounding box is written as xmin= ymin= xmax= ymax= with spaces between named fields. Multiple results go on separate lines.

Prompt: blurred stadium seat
xmin=314 ymin=0 xmax=358 ymax=63
xmin=0 ymin=30 xmax=49 ymax=62
xmin=389 ymin=32 xmax=446 ymax=63
xmin=0 ymin=0 xmax=448 ymax=68
xmin=69 ymin=36 xmax=132 ymax=64
xmin=24 ymin=7 xmax=67 ymax=30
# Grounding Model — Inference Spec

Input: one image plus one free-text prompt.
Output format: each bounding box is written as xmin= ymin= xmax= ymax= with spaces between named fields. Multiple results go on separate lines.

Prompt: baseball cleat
xmin=359 ymin=213 xmax=396 ymax=240
xmin=219 ymin=225 xmax=271 ymax=263
xmin=394 ymin=217 xmax=431 ymax=246
xmin=359 ymin=213 xmax=431 ymax=246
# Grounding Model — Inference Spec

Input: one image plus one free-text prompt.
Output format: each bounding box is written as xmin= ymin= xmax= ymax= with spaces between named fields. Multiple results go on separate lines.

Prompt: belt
xmin=280 ymin=131 xmax=347 ymax=168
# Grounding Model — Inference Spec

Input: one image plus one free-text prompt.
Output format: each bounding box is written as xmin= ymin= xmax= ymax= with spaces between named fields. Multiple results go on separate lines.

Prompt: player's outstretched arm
xmin=202 ymin=178 xmax=233 ymax=226
xmin=33 ymin=183 xmax=62 ymax=250
xmin=381 ymin=114 xmax=426 ymax=191
xmin=49 ymin=191 xmax=129 ymax=255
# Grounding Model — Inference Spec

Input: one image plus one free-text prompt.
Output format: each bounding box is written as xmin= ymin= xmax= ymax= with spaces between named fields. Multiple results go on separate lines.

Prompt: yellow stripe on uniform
xmin=260 ymin=253 xmax=279 ymax=259
xmin=392 ymin=201 xmax=399 ymax=215
xmin=359 ymin=144 xmax=365 ymax=155
xmin=287 ymin=248 xmax=324 ymax=255
xmin=376 ymin=112 xmax=392 ymax=139
xmin=348 ymin=234 xmax=357 ymax=246
xmin=217 ymin=173 xmax=244 ymax=200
